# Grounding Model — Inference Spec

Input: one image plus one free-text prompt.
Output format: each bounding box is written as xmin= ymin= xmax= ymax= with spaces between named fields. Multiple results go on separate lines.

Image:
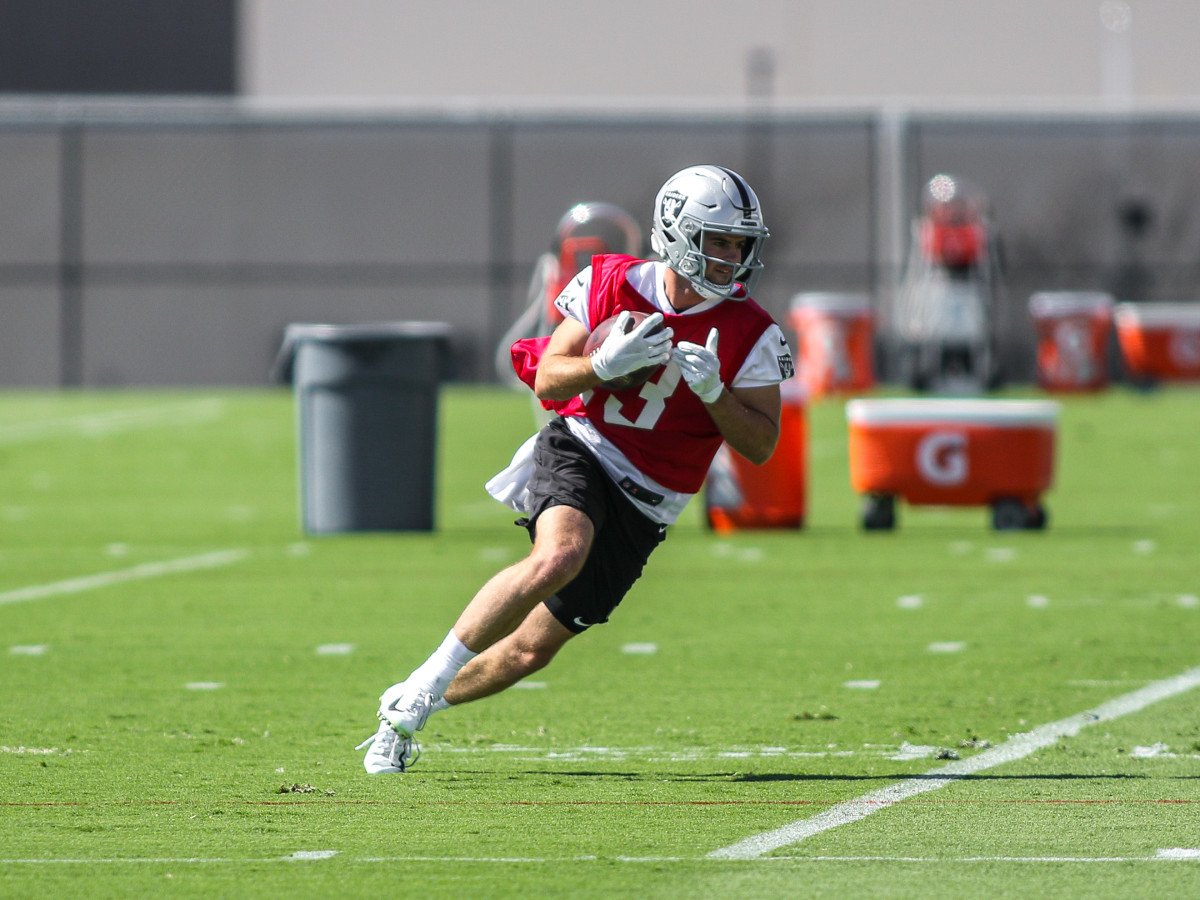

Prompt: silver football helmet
xmin=554 ymin=202 xmax=642 ymax=270
xmin=650 ymin=165 xmax=769 ymax=302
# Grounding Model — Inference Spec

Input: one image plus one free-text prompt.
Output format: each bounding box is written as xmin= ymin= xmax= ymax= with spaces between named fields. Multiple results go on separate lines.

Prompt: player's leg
xmin=376 ymin=504 xmax=592 ymax=733
xmin=452 ymin=504 xmax=592 ymax=652
xmin=443 ymin=602 xmax=575 ymax=704
xmin=358 ymin=512 xmax=588 ymax=775
xmin=441 ymin=472 xmax=669 ymax=708
xmin=360 ymin=418 xmax=609 ymax=773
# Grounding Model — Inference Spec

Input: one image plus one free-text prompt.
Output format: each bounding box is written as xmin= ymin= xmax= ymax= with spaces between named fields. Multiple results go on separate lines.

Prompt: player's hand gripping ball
xmin=585 ymin=310 xmax=673 ymax=390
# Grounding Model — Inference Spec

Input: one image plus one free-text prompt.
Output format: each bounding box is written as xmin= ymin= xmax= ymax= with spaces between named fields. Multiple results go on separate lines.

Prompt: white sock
xmin=409 ymin=630 xmax=477 ymax=698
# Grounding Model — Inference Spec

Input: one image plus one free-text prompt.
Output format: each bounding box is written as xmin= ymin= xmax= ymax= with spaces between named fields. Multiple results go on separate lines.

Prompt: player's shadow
xmin=723 ymin=771 xmax=1152 ymax=783
xmin=520 ymin=770 xmax=1189 ymax=784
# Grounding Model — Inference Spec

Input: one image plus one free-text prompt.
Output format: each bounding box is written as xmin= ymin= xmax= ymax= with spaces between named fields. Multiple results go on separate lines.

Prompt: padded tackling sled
xmin=893 ymin=175 xmax=1000 ymax=394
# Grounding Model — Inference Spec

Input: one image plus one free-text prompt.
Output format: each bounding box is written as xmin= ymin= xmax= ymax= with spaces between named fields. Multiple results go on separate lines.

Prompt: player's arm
xmin=535 ymin=311 xmax=674 ymax=401
xmin=672 ymin=326 xmax=783 ymax=464
xmin=705 ymin=383 xmax=781 ymax=465
xmin=533 ymin=317 xmax=603 ymax=400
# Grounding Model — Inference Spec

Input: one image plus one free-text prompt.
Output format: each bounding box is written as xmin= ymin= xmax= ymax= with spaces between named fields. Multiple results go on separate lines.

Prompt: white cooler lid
xmin=790 ymin=292 xmax=872 ymax=313
xmin=847 ymin=398 xmax=1060 ymax=427
xmin=1029 ymin=291 xmax=1113 ymax=316
xmin=1114 ymin=302 xmax=1200 ymax=327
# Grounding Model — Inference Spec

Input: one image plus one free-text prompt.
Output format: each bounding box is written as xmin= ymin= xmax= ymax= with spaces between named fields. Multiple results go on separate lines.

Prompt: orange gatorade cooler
xmin=1028 ymin=291 xmax=1113 ymax=392
xmin=1114 ymin=302 xmax=1200 ymax=383
xmin=846 ymin=398 xmax=1059 ymax=531
xmin=788 ymin=292 xmax=875 ymax=399
xmin=705 ymin=378 xmax=807 ymax=531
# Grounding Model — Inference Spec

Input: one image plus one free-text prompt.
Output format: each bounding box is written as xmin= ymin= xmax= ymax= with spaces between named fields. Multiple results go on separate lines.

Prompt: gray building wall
xmin=4 ymin=1 xmax=1200 ymax=387
xmin=2 ymin=101 xmax=1198 ymax=387
xmin=239 ymin=0 xmax=1200 ymax=107
xmin=0 ymin=104 xmax=876 ymax=386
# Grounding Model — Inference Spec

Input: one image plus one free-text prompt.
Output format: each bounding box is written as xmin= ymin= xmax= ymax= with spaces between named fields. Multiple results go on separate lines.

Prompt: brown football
xmin=583 ymin=310 xmax=666 ymax=390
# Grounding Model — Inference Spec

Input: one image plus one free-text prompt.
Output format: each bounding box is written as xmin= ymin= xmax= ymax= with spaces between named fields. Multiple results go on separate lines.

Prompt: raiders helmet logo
xmin=659 ymin=191 xmax=686 ymax=227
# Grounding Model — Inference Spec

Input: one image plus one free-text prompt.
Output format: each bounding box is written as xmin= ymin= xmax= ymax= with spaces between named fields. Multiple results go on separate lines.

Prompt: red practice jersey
xmin=511 ymin=254 xmax=782 ymax=494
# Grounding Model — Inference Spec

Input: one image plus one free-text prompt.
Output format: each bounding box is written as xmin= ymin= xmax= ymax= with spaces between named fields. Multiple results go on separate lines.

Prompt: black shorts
xmin=520 ymin=417 xmax=667 ymax=633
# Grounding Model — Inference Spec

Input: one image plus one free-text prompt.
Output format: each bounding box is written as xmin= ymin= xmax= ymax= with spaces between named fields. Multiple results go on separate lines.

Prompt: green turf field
xmin=1 ymin=384 xmax=1198 ymax=899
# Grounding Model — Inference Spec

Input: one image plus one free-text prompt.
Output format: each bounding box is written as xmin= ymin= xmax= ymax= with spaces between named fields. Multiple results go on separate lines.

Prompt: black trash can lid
xmin=271 ymin=321 xmax=452 ymax=383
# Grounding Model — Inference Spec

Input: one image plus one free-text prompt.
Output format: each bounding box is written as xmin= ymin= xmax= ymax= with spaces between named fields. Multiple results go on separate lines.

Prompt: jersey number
xmin=602 ymin=364 xmax=682 ymax=430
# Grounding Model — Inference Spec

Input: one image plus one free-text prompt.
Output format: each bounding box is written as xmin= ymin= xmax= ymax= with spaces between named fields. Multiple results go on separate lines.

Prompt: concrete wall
xmin=0 ymin=104 xmax=876 ymax=386
xmin=2 ymin=101 xmax=1199 ymax=387
xmin=5 ymin=2 xmax=1200 ymax=387
xmin=239 ymin=0 xmax=1200 ymax=107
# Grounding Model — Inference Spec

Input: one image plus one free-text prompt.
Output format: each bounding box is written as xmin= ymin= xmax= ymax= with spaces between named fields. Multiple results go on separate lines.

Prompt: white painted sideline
xmin=709 ymin=665 xmax=1200 ymax=860
xmin=0 ymin=550 xmax=249 ymax=607
xmin=2 ymin=852 xmax=1199 ymax=866
xmin=0 ymin=399 xmax=225 ymax=446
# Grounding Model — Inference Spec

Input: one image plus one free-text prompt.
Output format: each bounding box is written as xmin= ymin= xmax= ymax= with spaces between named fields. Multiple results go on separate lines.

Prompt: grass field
xmin=1 ymin=383 xmax=1198 ymax=899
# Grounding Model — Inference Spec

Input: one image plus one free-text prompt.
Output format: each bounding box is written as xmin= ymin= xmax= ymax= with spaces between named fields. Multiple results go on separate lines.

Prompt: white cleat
xmin=356 ymin=721 xmax=420 ymax=774
xmin=377 ymin=681 xmax=437 ymax=738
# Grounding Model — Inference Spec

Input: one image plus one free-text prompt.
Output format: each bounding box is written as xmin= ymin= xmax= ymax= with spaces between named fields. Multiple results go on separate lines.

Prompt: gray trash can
xmin=274 ymin=321 xmax=451 ymax=534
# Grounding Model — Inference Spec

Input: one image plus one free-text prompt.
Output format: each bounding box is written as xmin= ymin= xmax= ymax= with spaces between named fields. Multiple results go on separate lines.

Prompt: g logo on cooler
xmin=1169 ymin=328 xmax=1200 ymax=368
xmin=917 ymin=431 xmax=968 ymax=486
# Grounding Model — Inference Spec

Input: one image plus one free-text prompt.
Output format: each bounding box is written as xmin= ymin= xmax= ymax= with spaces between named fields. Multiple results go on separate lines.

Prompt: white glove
xmin=591 ymin=311 xmax=674 ymax=382
xmin=672 ymin=328 xmax=723 ymax=403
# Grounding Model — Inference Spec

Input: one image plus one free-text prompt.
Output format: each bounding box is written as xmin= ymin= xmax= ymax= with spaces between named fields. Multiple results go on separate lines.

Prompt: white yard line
xmin=708 ymin=665 xmax=1200 ymax=860
xmin=2 ymin=852 xmax=1199 ymax=866
xmin=0 ymin=550 xmax=249 ymax=607
xmin=0 ymin=399 xmax=225 ymax=446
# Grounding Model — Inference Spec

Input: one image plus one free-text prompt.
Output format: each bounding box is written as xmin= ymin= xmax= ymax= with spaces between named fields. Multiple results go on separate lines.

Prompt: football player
xmin=359 ymin=165 xmax=793 ymax=773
